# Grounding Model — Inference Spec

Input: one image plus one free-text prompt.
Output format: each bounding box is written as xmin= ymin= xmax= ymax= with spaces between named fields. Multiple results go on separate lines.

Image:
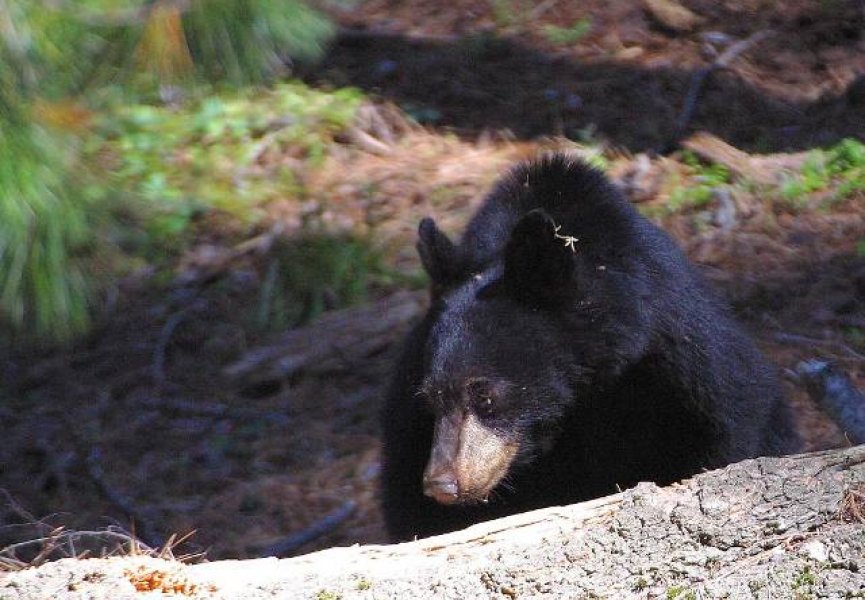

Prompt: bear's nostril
xmin=423 ymin=475 xmax=459 ymax=504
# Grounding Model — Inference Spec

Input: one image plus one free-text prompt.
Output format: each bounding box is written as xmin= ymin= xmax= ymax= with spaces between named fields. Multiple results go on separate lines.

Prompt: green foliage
xmin=0 ymin=0 xmax=339 ymax=344
xmin=252 ymin=235 xmax=392 ymax=332
xmin=355 ymin=579 xmax=372 ymax=591
xmin=0 ymin=2 xmax=102 ymax=341
xmin=666 ymin=151 xmax=730 ymax=214
xmin=543 ymin=19 xmax=592 ymax=45
xmin=827 ymin=137 xmax=865 ymax=173
xmin=827 ymin=138 xmax=865 ymax=199
xmin=780 ymin=154 xmax=831 ymax=204
xmin=792 ymin=565 xmax=817 ymax=590
xmin=2 ymin=1 xmax=115 ymax=100
xmin=89 ymin=83 xmax=364 ymax=254
xmin=489 ymin=0 xmax=529 ymax=29
xmin=844 ymin=327 xmax=865 ymax=352
xmin=182 ymin=0 xmax=334 ymax=85
xmin=665 ymin=585 xmax=696 ymax=600
xmin=8 ymin=0 xmax=334 ymax=94
xmin=780 ymin=138 xmax=865 ymax=205
xmin=0 ymin=118 xmax=100 ymax=342
xmin=578 ymin=147 xmax=609 ymax=172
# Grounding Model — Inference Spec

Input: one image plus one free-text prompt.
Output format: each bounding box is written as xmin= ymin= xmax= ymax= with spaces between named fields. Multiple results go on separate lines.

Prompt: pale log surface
xmin=3 ymin=446 xmax=864 ymax=599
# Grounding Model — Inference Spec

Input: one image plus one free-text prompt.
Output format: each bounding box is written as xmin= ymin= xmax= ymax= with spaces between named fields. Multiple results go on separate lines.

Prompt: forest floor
xmin=1 ymin=0 xmax=864 ymax=565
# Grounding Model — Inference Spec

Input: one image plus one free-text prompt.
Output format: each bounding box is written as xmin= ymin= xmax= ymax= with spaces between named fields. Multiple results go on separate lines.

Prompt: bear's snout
xmin=423 ymin=468 xmax=460 ymax=504
xmin=422 ymin=411 xmax=518 ymax=505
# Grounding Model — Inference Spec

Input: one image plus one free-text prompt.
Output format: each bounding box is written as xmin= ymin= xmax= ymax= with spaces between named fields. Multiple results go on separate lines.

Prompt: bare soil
xmin=310 ymin=0 xmax=865 ymax=152
xmin=1 ymin=0 xmax=864 ymax=564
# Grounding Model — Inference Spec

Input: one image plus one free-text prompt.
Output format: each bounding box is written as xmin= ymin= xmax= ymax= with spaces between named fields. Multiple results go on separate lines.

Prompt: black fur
xmin=381 ymin=155 xmax=801 ymax=541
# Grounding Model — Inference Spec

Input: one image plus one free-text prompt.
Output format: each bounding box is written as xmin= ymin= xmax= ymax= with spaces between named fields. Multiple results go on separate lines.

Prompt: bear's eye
xmin=475 ymin=395 xmax=495 ymax=418
xmin=464 ymin=377 xmax=500 ymax=418
xmin=414 ymin=388 xmax=436 ymax=412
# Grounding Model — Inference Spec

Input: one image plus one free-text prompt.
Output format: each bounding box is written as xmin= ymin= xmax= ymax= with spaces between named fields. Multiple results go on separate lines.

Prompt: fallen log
xmin=3 ymin=445 xmax=864 ymax=598
xmin=681 ymin=132 xmax=810 ymax=185
xmin=222 ymin=290 xmax=426 ymax=385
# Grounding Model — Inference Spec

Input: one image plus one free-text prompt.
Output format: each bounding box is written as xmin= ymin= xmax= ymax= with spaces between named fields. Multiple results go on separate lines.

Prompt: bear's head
xmin=414 ymin=209 xmax=596 ymax=506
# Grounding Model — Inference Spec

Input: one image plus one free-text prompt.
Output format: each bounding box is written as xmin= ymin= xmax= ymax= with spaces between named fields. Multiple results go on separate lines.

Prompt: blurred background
xmin=0 ymin=0 xmax=863 ymax=564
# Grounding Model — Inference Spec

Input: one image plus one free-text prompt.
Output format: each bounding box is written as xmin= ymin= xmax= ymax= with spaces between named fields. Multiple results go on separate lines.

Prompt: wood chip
xmin=642 ymin=0 xmax=704 ymax=33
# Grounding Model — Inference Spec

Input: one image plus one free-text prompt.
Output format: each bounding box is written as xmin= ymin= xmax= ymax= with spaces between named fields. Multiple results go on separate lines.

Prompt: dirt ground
xmin=1 ymin=0 xmax=864 ymax=564
xmin=311 ymin=0 xmax=865 ymax=151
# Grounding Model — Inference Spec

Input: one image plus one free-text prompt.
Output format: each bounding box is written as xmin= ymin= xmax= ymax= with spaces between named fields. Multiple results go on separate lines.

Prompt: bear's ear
xmin=504 ymin=209 xmax=577 ymax=306
xmin=417 ymin=217 xmax=459 ymax=286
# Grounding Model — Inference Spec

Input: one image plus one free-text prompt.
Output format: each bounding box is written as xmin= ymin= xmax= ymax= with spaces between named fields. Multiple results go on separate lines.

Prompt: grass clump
xmin=543 ymin=19 xmax=592 ymax=45
xmin=665 ymin=150 xmax=730 ymax=214
xmin=489 ymin=0 xmax=533 ymax=31
xmin=665 ymin=585 xmax=697 ymax=600
xmin=355 ymin=578 xmax=372 ymax=590
xmin=252 ymin=235 xmax=395 ymax=332
xmin=780 ymin=138 xmax=865 ymax=206
xmin=792 ymin=565 xmax=817 ymax=592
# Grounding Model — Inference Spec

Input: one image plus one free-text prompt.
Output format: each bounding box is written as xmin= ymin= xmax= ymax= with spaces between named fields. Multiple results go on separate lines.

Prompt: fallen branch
xmin=223 ymin=290 xmax=426 ymax=384
xmin=85 ymin=448 xmax=163 ymax=550
xmin=260 ymin=501 xmax=357 ymax=558
xmin=773 ymin=331 xmax=865 ymax=361
xmin=680 ymin=131 xmax=810 ymax=185
xmin=347 ymin=126 xmax=394 ymax=156
xmin=152 ymin=307 xmax=194 ymax=388
xmin=139 ymin=395 xmax=292 ymax=423
xmin=665 ymin=30 xmax=773 ymax=151
xmin=797 ymin=360 xmax=865 ymax=444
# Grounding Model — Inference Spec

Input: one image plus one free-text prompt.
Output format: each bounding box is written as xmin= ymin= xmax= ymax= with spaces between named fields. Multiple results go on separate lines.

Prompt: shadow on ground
xmin=303 ymin=30 xmax=864 ymax=153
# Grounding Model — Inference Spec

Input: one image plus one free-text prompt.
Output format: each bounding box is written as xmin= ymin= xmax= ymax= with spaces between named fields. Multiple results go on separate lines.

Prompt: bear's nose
xmin=423 ymin=471 xmax=460 ymax=505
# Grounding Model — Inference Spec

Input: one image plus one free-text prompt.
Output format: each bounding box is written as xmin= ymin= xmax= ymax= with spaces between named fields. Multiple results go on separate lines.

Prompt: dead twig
xmin=773 ymin=332 xmax=865 ymax=361
xmin=0 ymin=528 xmax=154 ymax=570
xmin=85 ymin=447 xmax=163 ymax=549
xmin=530 ymin=0 xmax=561 ymax=19
xmin=0 ymin=489 xmax=41 ymax=526
xmin=796 ymin=360 xmax=865 ymax=445
xmin=139 ymin=395 xmax=291 ymax=423
xmin=839 ymin=483 xmax=865 ymax=523
xmin=261 ymin=501 xmax=357 ymax=557
xmin=0 ymin=555 xmax=27 ymax=571
xmin=0 ymin=489 xmax=76 ymax=570
xmin=347 ymin=126 xmax=394 ymax=156
xmin=156 ymin=530 xmax=204 ymax=563
xmin=665 ymin=30 xmax=773 ymax=152
xmin=152 ymin=307 xmax=193 ymax=388
xmin=27 ymin=527 xmax=65 ymax=567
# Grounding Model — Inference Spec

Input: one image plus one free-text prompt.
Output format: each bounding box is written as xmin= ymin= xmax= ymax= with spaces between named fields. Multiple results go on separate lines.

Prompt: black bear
xmin=381 ymin=154 xmax=801 ymax=542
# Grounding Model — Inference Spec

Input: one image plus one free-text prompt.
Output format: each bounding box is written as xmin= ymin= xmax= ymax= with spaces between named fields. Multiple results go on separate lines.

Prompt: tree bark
xmin=4 ymin=445 xmax=864 ymax=599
